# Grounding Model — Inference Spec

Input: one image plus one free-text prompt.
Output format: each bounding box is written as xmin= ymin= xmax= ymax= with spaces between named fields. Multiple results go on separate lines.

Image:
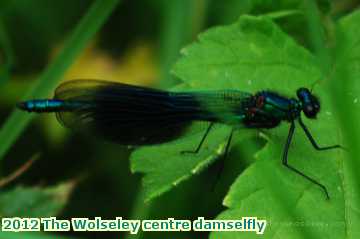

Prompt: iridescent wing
xmin=54 ymin=80 xmax=252 ymax=145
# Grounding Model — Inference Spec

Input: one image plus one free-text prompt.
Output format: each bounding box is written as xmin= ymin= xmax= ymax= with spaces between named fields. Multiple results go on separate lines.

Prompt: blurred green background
xmin=0 ymin=0 xmax=359 ymax=239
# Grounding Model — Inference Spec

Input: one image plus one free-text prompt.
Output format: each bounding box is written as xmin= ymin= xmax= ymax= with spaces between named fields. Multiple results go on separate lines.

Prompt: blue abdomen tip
xmin=17 ymin=99 xmax=65 ymax=112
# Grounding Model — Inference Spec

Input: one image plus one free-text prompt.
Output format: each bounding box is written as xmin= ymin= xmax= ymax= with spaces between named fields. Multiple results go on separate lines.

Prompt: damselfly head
xmin=296 ymin=88 xmax=320 ymax=119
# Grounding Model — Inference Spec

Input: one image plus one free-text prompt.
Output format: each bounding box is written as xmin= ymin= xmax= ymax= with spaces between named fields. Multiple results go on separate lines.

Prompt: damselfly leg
xmin=181 ymin=122 xmax=214 ymax=154
xmin=282 ymin=121 xmax=330 ymax=199
xmin=298 ymin=117 xmax=342 ymax=151
xmin=212 ymin=128 xmax=235 ymax=191
xmin=180 ymin=123 xmax=235 ymax=191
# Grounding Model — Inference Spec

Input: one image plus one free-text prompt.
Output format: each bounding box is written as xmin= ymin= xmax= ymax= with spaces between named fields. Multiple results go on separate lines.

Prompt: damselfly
xmin=18 ymin=80 xmax=341 ymax=199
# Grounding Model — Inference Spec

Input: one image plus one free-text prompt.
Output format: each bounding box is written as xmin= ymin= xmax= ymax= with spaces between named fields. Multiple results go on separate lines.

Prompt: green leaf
xmin=131 ymin=14 xmax=350 ymax=237
xmin=196 ymin=15 xmax=350 ymax=239
xmin=131 ymin=123 xmax=233 ymax=201
xmin=173 ymin=15 xmax=321 ymax=91
xmin=132 ymin=15 xmax=321 ymax=201
xmin=0 ymin=181 xmax=75 ymax=217
xmin=327 ymin=9 xmax=360 ymax=239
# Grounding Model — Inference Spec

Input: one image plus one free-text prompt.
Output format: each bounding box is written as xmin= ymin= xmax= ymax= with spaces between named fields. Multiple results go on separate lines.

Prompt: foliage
xmin=0 ymin=1 xmax=359 ymax=239
xmin=132 ymin=14 xmax=358 ymax=238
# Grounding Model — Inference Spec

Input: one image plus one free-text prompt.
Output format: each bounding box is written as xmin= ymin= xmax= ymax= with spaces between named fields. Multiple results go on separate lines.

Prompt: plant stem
xmin=0 ymin=0 xmax=121 ymax=161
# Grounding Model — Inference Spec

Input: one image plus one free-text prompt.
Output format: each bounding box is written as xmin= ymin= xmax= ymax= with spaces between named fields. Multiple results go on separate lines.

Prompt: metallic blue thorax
xmin=241 ymin=91 xmax=302 ymax=129
xmin=259 ymin=91 xmax=301 ymax=121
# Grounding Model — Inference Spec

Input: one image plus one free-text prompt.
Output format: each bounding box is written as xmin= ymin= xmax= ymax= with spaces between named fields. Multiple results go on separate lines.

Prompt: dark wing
xmin=54 ymin=80 xmax=202 ymax=145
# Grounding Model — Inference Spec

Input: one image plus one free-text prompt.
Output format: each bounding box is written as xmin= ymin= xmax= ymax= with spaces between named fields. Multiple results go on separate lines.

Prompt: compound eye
xmin=314 ymin=102 xmax=320 ymax=110
xmin=304 ymin=104 xmax=317 ymax=118
xmin=306 ymin=105 xmax=313 ymax=113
